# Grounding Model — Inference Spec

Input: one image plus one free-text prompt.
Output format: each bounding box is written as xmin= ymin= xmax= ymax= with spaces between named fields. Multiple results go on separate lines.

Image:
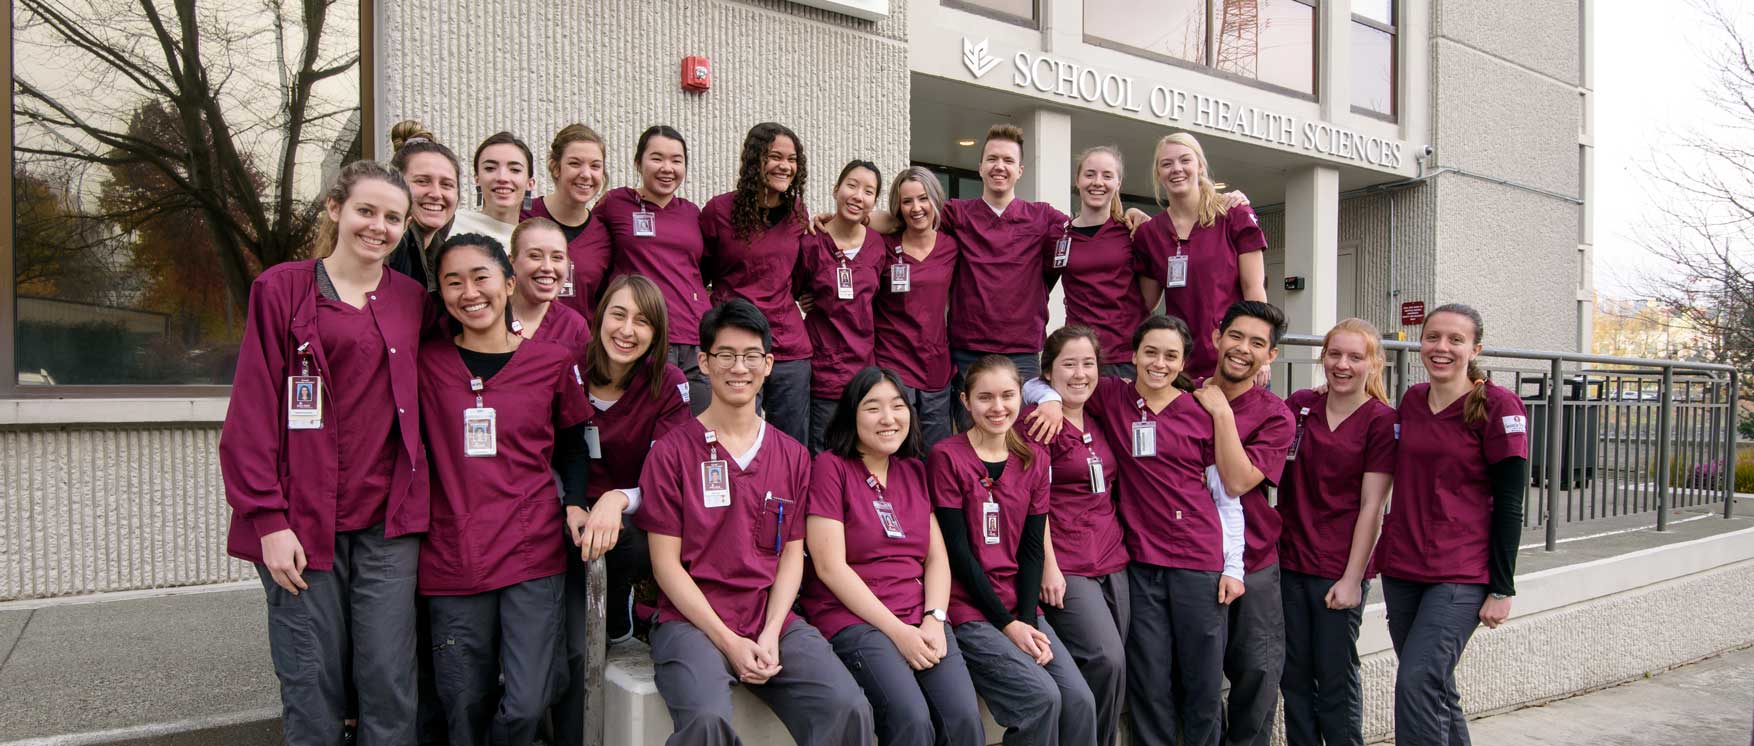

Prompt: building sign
xmin=1401 ymin=301 xmax=1427 ymax=326
xmin=960 ymin=37 xmax=1407 ymax=170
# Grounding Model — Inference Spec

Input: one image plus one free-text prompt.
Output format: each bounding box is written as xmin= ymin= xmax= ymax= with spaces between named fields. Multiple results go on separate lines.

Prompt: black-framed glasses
xmin=708 ymin=351 xmax=768 ymax=369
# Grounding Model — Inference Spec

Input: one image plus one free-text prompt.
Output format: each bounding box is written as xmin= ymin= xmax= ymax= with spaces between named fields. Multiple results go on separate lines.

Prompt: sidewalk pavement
xmin=1464 ymin=645 xmax=1754 ymax=746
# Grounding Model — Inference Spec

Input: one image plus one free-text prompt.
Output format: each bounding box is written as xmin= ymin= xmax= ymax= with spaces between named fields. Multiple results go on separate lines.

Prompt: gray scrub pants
xmin=1126 ymin=563 xmax=1228 ymax=746
xmin=1382 ymin=577 xmax=1486 ymax=746
xmin=256 ymin=523 xmax=418 ymax=746
xmin=899 ymin=381 xmax=957 ymax=447
xmin=954 ymin=617 xmax=1098 ymax=746
xmin=429 ymin=574 xmax=566 ymax=746
xmin=668 ymin=343 xmax=711 ymax=416
xmin=1223 ymin=564 xmax=1286 ymax=746
xmin=1041 ymin=572 xmax=1130 ymax=746
xmin=650 ymin=618 xmax=874 ymax=746
xmin=1280 ymin=569 xmax=1368 ymax=746
xmin=760 ymin=358 xmax=813 ymax=444
xmin=830 ymin=622 xmax=986 ymax=746
xmin=950 ymin=349 xmax=1042 ymax=431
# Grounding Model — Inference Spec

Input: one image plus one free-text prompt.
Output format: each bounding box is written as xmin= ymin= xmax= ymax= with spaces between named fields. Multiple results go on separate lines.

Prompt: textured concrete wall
xmin=377 ymin=0 xmax=912 ymax=216
xmin=0 ymin=426 xmax=248 ymax=601
xmin=1359 ymin=559 xmax=1754 ymax=741
xmin=1435 ymin=0 xmax=1581 ymax=86
xmin=1432 ymin=176 xmax=1581 ymax=353
xmin=1431 ymin=41 xmax=1581 ymax=199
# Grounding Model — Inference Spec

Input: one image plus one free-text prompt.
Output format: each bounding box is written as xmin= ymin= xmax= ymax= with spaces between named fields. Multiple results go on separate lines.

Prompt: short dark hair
xmin=434 ymin=232 xmax=512 ymax=278
xmin=699 ymin=299 xmax=772 ymax=352
xmin=1219 ymin=300 xmax=1287 ymax=348
xmin=636 ymin=125 xmax=688 ymax=163
xmin=824 ymin=367 xmax=924 ymax=461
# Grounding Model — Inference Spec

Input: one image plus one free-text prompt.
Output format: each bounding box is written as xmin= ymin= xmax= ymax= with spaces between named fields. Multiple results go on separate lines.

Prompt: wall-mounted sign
xmin=1401 ymin=301 xmax=1427 ymax=326
xmin=959 ymin=37 xmax=1408 ymax=170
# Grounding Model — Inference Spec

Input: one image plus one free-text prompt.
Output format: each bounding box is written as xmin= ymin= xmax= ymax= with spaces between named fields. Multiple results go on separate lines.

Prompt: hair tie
xmin=400 ymin=136 xmax=433 ymax=147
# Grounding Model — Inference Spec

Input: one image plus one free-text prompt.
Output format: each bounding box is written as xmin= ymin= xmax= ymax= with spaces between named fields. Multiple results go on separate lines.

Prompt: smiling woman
xmin=8 ymin=0 xmax=365 ymax=389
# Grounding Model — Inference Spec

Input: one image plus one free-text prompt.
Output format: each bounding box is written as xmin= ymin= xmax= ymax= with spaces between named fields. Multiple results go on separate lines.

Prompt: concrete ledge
xmin=0 ymin=398 xmax=229 ymax=427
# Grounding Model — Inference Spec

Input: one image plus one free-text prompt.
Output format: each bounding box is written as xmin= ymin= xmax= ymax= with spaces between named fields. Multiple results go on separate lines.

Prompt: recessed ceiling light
xmin=957 ymin=139 xmax=976 ymax=147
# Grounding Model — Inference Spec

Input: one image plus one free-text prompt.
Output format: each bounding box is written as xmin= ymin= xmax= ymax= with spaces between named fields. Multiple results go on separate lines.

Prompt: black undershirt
xmin=1486 ymin=456 xmax=1529 ymax=596
xmin=766 ymin=204 xmax=792 ymax=227
xmin=556 ymin=214 xmax=589 ymax=243
xmin=456 ymin=346 xmax=591 ymax=505
xmin=1070 ymin=223 xmax=1102 ymax=238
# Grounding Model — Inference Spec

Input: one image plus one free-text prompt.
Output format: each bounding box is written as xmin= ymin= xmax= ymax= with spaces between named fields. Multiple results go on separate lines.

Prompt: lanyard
xmin=1287 ymin=406 xmax=1311 ymax=462
xmin=469 ymin=375 xmax=485 ymax=407
xmin=296 ymin=341 xmax=314 ymax=376
xmin=862 ymin=460 xmax=888 ymax=498
xmin=704 ymin=428 xmax=719 ymax=462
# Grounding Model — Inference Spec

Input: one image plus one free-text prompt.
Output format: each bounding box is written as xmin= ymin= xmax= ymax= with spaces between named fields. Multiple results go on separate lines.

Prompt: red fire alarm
xmin=682 ymin=56 xmax=711 ymax=91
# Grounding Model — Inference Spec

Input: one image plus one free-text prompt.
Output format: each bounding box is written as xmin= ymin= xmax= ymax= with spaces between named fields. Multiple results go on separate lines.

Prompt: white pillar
xmin=1023 ymin=107 xmax=1073 ymax=331
xmin=1282 ymin=165 xmax=1340 ymax=387
xmin=1318 ymin=0 xmax=1351 ymax=121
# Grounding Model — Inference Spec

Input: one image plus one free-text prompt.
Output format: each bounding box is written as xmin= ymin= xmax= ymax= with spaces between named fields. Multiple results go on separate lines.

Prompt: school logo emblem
xmin=962 ymin=37 xmax=1001 ymax=78
xmin=1503 ymin=415 xmax=1527 ymax=434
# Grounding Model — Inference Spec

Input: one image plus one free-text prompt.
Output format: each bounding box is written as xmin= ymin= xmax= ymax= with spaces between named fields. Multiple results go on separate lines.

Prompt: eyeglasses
xmin=708 ymin=351 xmax=768 ymax=369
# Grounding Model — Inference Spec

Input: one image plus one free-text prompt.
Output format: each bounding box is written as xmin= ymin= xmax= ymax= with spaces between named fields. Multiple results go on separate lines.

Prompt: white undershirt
xmin=731 ymin=421 xmax=768 ymax=470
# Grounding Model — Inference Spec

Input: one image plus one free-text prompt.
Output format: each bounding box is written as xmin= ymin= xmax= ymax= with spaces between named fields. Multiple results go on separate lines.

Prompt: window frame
xmin=1085 ymin=0 xmax=1320 ymax=102
xmin=1 ymin=0 xmax=377 ymax=399
xmin=1349 ymin=1 xmax=1398 ymax=121
xmin=941 ymin=0 xmax=1038 ymax=29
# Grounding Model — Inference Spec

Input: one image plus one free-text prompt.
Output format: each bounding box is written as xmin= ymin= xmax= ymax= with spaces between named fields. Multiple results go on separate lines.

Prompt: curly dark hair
xmin=731 ymin=122 xmax=807 ymax=241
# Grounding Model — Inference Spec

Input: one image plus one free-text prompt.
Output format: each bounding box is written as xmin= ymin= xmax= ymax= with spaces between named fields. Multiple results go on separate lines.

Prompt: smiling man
xmin=1190 ymin=300 xmax=1295 ymax=746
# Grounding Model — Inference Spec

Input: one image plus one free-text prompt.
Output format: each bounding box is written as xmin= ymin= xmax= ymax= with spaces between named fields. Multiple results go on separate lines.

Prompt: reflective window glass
xmin=1352 ymin=20 xmax=1396 ymax=115
xmin=1086 ymin=0 xmax=1208 ymax=64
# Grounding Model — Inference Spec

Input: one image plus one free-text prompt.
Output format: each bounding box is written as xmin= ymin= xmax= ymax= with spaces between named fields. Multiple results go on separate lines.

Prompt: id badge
xmin=701 ymin=459 xmax=731 ymax=508
xmin=287 ymin=375 xmax=323 ymax=430
xmin=1166 ymin=254 xmax=1189 ymax=288
xmin=1052 ymin=235 xmax=1071 ymax=269
xmin=559 ymin=261 xmax=575 ymax=297
xmin=632 ymin=210 xmax=656 ymax=237
xmin=463 ymin=407 xmax=497 ymax=457
xmin=981 ymin=501 xmax=1001 ymax=545
xmin=889 ymin=262 xmax=911 ymax=293
xmin=1131 ymin=420 xmax=1157 ymax=458
xmin=873 ymin=499 xmax=905 ymax=539
xmin=835 ymin=265 xmax=855 ymax=300
xmin=583 ymin=424 xmax=602 ymax=459
xmin=1088 ymin=457 xmax=1107 ymax=494
xmin=1285 ymin=407 xmax=1310 ymax=462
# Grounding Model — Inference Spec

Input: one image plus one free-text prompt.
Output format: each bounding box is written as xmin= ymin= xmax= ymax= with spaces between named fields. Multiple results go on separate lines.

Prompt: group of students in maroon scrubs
xmin=221 ymin=116 xmax=1527 ymax=746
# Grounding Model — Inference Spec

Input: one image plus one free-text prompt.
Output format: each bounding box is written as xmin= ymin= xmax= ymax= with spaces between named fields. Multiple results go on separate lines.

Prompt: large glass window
xmin=1085 ymin=0 xmax=1207 ymax=64
xmin=1214 ymin=0 xmax=1316 ymax=95
xmin=945 ymin=0 xmax=1036 ymax=26
xmin=1351 ymin=2 xmax=1397 ymax=118
xmin=10 ymin=0 xmax=365 ymax=388
xmin=1085 ymin=1 xmax=1318 ymax=98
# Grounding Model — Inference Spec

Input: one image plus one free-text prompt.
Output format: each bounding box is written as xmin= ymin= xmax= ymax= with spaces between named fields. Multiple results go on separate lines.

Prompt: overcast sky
xmin=1591 ymin=2 xmax=1748 ymax=296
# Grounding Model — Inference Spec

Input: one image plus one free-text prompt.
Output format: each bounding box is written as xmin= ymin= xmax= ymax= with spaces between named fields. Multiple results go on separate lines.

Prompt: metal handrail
xmin=1274 ymin=334 xmax=1740 ymax=551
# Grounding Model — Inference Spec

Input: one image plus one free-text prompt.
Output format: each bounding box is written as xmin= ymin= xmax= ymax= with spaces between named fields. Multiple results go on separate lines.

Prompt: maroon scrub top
xmin=798 ymin=228 xmax=886 ymax=399
xmin=928 ymin=435 xmax=1051 ymax=625
xmin=220 ymin=260 xmax=429 ymax=572
xmin=1276 ymin=389 xmax=1399 ymax=580
xmin=799 ymin=453 xmax=934 ymax=639
xmin=636 ymin=419 xmax=813 ymax=639
xmin=1018 ymin=404 xmax=1129 ymax=578
xmin=1053 ymin=219 xmax=1147 ymax=365
xmin=941 ymin=198 xmax=1068 ymax=354
xmin=580 ymin=187 xmax=711 ymax=345
xmin=526 ymin=299 xmax=592 ymax=363
xmin=1376 ymin=382 xmax=1529 ymax=585
xmin=1082 ymin=377 xmax=1225 ymax=572
xmin=874 ymin=232 xmax=960 ymax=391
xmin=416 ymin=337 xmax=594 ymax=595
xmin=585 ymin=363 xmax=694 ymax=497
xmin=700 ymin=193 xmax=811 ymax=360
xmin=523 ymin=197 xmax=611 ymax=326
xmin=1210 ymin=381 xmax=1295 ymax=573
xmin=317 ymin=288 xmax=399 ymax=533
xmin=1131 ymin=203 xmax=1267 ymax=379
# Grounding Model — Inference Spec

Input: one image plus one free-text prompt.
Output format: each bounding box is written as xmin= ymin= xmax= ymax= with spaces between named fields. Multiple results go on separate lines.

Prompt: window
xmin=1214 ymin=0 xmax=1316 ymax=95
xmin=1085 ymin=0 xmax=1207 ymax=64
xmin=914 ymin=162 xmax=985 ymax=201
xmin=1351 ymin=0 xmax=1397 ymax=118
xmin=9 ymin=0 xmax=368 ymax=390
xmin=944 ymin=0 xmax=1036 ymax=26
xmin=1085 ymin=1 xmax=1318 ymax=98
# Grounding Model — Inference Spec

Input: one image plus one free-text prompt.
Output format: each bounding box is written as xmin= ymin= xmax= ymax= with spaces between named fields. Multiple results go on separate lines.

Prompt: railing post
xmin=1395 ymin=347 xmax=1410 ymax=401
xmin=1655 ymin=366 xmax=1675 ymax=531
xmin=1727 ymin=370 xmax=1740 ymax=520
xmin=1544 ymin=358 xmax=1563 ymax=551
xmin=583 ymin=556 xmax=608 ymax=746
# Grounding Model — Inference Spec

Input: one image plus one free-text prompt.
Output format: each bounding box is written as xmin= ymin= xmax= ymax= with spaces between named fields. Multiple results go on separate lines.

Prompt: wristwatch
xmin=1489 ymin=593 xmax=1511 ymax=600
xmin=926 ymin=608 xmax=948 ymax=623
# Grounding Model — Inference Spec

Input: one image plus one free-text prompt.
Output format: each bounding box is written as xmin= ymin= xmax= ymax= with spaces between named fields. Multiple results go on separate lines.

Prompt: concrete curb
xmin=0 ymin=707 xmax=279 ymax=746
